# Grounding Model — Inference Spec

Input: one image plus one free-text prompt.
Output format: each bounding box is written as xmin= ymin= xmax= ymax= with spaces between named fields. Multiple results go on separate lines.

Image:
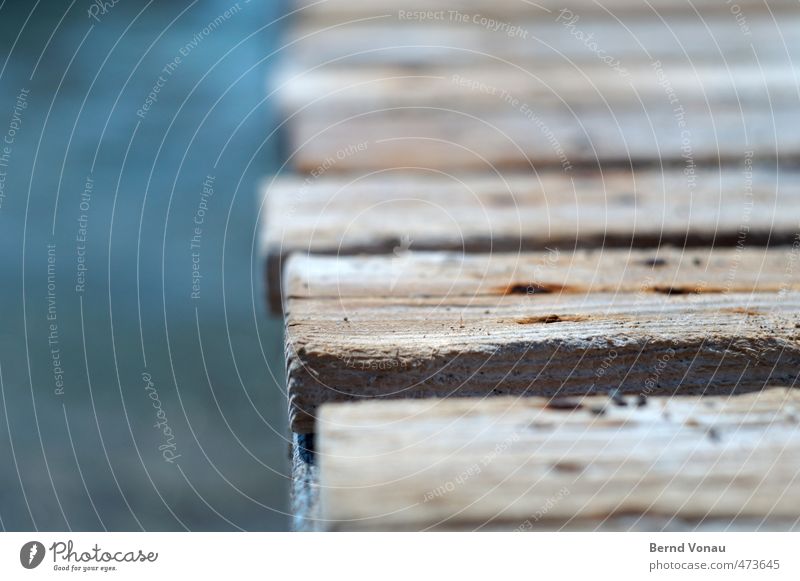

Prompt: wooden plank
xmin=286 ymin=247 xmax=800 ymax=300
xmin=262 ymin=167 xmax=800 ymax=310
xmin=287 ymin=14 xmax=800 ymax=69
xmin=284 ymin=248 xmax=800 ymax=433
xmin=276 ymin=63 xmax=799 ymax=115
xmin=292 ymin=0 xmax=799 ymax=20
xmin=282 ymin=20 xmax=800 ymax=170
xmin=277 ymin=64 xmax=799 ymax=171
xmin=288 ymin=105 xmax=800 ymax=171
xmin=317 ymin=389 xmax=800 ymax=530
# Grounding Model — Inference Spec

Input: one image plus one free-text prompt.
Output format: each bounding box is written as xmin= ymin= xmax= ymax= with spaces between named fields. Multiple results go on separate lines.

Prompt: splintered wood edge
xmin=285 ymin=291 xmax=800 ymax=433
xmin=283 ymin=246 xmax=800 ymax=431
xmin=313 ymin=389 xmax=800 ymax=531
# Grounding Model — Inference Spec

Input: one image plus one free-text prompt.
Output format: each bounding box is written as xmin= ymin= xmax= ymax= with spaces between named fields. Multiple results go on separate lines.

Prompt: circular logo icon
xmin=20 ymin=541 xmax=45 ymax=569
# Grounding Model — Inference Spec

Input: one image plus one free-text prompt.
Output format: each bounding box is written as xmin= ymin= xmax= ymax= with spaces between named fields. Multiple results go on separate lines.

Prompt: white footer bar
xmin=1 ymin=532 xmax=797 ymax=579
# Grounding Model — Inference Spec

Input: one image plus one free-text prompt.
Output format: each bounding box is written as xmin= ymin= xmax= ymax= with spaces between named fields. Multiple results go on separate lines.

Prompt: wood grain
xmin=285 ymin=247 xmax=800 ymax=300
xmin=278 ymin=63 xmax=799 ymax=172
xmin=317 ymin=389 xmax=800 ymax=530
xmin=280 ymin=1 xmax=800 ymax=530
xmin=287 ymin=14 xmax=800 ymax=69
xmin=283 ymin=11 xmax=800 ymax=171
xmin=292 ymin=0 xmax=800 ymax=20
xmin=288 ymin=106 xmax=800 ymax=171
xmin=276 ymin=63 xmax=799 ymax=115
xmin=285 ymin=247 xmax=800 ymax=432
xmin=262 ymin=167 xmax=800 ymax=310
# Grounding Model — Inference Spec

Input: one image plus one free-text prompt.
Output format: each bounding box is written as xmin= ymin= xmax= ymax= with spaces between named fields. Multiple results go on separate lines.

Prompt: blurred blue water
xmin=0 ymin=0 xmax=291 ymax=530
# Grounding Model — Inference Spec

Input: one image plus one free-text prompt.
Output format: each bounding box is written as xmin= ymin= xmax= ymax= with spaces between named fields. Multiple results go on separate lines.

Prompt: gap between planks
xmin=261 ymin=167 xmax=800 ymax=312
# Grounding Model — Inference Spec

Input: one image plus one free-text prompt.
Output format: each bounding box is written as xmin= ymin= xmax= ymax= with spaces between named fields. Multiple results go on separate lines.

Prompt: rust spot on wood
xmin=553 ymin=461 xmax=583 ymax=473
xmin=516 ymin=314 xmax=588 ymax=325
xmin=501 ymin=282 xmax=573 ymax=295
xmin=650 ymin=285 xmax=697 ymax=295
xmin=649 ymin=285 xmax=728 ymax=295
xmin=545 ymin=397 xmax=583 ymax=411
xmin=724 ymin=307 xmax=761 ymax=316
xmin=639 ymin=257 xmax=667 ymax=267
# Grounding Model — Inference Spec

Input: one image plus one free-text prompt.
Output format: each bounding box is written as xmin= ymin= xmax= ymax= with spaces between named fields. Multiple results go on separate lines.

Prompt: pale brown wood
xmin=277 ymin=64 xmax=799 ymax=172
xmin=262 ymin=167 xmax=800 ymax=310
xmin=287 ymin=14 xmax=800 ymax=69
xmin=288 ymin=106 xmax=800 ymax=171
xmin=284 ymin=247 xmax=800 ymax=432
xmin=292 ymin=0 xmax=799 ymax=20
xmin=317 ymin=389 xmax=800 ymax=530
xmin=279 ymin=0 xmax=800 ymax=529
xmin=282 ymin=11 xmax=800 ymax=172
xmin=286 ymin=247 xmax=800 ymax=301
xmin=276 ymin=63 xmax=799 ymax=115
xmin=282 ymin=13 xmax=800 ymax=171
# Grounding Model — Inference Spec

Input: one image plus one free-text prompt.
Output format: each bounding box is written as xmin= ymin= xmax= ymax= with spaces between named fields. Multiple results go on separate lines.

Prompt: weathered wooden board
xmin=284 ymin=249 xmax=800 ymax=432
xmin=288 ymin=105 xmax=800 ymax=171
xmin=287 ymin=14 xmax=800 ymax=69
xmin=283 ymin=14 xmax=800 ymax=172
xmin=276 ymin=63 xmax=799 ymax=115
xmin=316 ymin=389 xmax=800 ymax=530
xmin=262 ymin=167 xmax=800 ymax=310
xmin=292 ymin=0 xmax=799 ymax=21
xmin=286 ymin=247 xmax=800 ymax=301
xmin=277 ymin=64 xmax=799 ymax=172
